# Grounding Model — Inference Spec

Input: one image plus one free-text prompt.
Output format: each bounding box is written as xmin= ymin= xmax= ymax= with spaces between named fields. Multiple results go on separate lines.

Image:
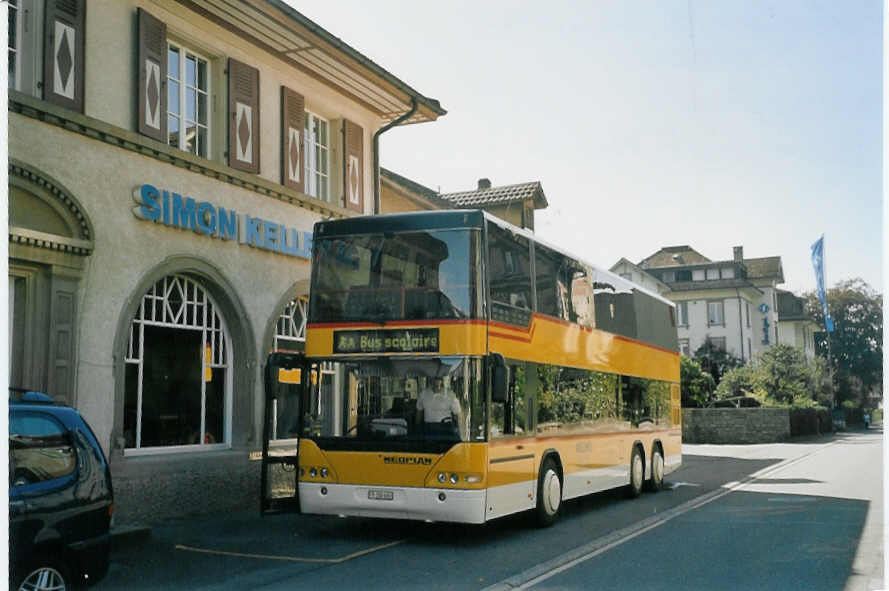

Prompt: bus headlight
xmin=449 ymin=473 xmax=459 ymax=484
xmin=465 ymin=474 xmax=482 ymax=483
xmin=438 ymin=472 xmax=447 ymax=483
xmin=309 ymin=467 xmax=318 ymax=478
xmin=320 ymin=468 xmax=329 ymax=478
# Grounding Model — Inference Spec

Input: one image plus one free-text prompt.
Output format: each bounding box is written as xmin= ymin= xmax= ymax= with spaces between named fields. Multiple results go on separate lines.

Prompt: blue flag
xmin=810 ymin=236 xmax=834 ymax=332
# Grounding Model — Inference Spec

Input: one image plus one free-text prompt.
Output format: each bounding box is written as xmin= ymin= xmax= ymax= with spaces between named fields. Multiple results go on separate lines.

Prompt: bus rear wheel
xmin=647 ymin=447 xmax=665 ymax=492
xmin=535 ymin=457 xmax=562 ymax=527
xmin=626 ymin=446 xmax=644 ymax=498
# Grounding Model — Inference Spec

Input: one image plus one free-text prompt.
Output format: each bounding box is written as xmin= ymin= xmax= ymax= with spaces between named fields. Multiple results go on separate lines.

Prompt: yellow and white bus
xmin=261 ymin=210 xmax=681 ymax=525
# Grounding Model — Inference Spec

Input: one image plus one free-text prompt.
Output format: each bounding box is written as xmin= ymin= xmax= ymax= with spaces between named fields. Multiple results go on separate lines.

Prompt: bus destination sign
xmin=333 ymin=328 xmax=440 ymax=354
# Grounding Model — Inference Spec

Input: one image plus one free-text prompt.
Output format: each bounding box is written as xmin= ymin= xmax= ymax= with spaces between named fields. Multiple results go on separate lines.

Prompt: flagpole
xmin=823 ymin=234 xmax=835 ymax=410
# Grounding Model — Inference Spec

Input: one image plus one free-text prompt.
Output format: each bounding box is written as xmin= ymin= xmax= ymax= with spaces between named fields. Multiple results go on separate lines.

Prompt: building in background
xmin=8 ymin=0 xmax=444 ymax=523
xmin=776 ymin=290 xmax=818 ymax=360
xmin=380 ymin=168 xmax=454 ymax=212
xmin=612 ymin=245 xmax=798 ymax=362
xmin=440 ymin=178 xmax=548 ymax=231
xmin=381 ymin=171 xmax=549 ymax=231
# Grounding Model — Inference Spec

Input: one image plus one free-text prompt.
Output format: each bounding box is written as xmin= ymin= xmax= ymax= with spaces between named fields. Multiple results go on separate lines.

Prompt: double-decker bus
xmin=261 ymin=210 xmax=680 ymax=525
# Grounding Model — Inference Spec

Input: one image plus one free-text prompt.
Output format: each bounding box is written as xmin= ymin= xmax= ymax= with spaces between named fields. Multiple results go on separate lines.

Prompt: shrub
xmin=680 ymin=355 xmax=715 ymax=407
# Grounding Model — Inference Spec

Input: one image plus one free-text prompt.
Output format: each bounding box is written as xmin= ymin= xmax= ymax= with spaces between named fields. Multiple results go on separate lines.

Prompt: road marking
xmin=666 ymin=481 xmax=701 ymax=489
xmin=483 ymin=438 xmax=843 ymax=591
xmin=175 ymin=539 xmax=405 ymax=564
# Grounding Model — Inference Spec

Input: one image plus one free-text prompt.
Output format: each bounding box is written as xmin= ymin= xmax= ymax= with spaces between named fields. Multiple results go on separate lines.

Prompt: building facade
xmin=776 ymin=290 xmax=818 ymax=360
xmin=611 ymin=245 xmax=812 ymax=362
xmin=8 ymin=0 xmax=444 ymax=523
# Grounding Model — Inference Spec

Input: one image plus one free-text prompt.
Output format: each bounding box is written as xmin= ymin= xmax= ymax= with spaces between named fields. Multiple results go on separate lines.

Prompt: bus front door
xmin=261 ymin=352 xmax=308 ymax=515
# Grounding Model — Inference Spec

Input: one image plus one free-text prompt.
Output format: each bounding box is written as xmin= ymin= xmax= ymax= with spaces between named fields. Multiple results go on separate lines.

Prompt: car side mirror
xmin=490 ymin=353 xmax=508 ymax=404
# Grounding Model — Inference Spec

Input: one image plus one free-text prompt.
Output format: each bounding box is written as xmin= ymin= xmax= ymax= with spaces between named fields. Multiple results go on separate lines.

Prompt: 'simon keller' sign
xmin=333 ymin=329 xmax=440 ymax=354
xmin=132 ymin=184 xmax=312 ymax=258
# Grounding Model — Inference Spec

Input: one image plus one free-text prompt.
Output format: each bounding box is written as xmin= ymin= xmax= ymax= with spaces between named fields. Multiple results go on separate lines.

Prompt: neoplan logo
xmin=383 ymin=456 xmax=432 ymax=466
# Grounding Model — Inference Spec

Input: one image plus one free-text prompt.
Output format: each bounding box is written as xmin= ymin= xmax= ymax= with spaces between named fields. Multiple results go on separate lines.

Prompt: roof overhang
xmin=176 ymin=0 xmax=447 ymax=125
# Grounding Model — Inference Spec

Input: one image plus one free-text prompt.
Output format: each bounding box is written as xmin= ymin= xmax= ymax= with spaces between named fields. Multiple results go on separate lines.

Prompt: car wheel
xmin=14 ymin=557 xmax=72 ymax=591
xmin=535 ymin=457 xmax=562 ymax=527
xmin=647 ymin=446 xmax=665 ymax=492
xmin=626 ymin=446 xmax=644 ymax=498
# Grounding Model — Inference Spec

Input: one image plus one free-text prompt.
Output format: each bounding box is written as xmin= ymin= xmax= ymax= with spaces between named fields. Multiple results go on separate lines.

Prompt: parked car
xmin=9 ymin=390 xmax=114 ymax=591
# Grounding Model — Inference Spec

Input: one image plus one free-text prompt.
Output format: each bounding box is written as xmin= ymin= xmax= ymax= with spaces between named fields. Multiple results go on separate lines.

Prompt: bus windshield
xmin=302 ymin=357 xmax=486 ymax=450
xmin=310 ymin=230 xmax=480 ymax=323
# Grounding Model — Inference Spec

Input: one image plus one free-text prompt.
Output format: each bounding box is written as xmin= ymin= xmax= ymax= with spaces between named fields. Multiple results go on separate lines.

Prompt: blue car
xmin=9 ymin=390 xmax=114 ymax=591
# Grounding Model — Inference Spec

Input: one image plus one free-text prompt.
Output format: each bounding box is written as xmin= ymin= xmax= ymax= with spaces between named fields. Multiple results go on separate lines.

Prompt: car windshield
xmin=309 ymin=230 xmax=480 ymax=323
xmin=302 ymin=357 xmax=486 ymax=451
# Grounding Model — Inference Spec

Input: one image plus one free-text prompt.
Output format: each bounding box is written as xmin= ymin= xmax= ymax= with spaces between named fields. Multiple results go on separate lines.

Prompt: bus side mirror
xmin=490 ymin=353 xmax=508 ymax=404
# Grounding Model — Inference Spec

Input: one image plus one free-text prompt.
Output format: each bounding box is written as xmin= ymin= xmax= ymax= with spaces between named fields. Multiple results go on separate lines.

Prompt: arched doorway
xmin=123 ymin=274 xmax=232 ymax=452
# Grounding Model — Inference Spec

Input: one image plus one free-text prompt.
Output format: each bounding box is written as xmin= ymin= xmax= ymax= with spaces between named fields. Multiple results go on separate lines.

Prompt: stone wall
xmin=682 ymin=408 xmax=791 ymax=444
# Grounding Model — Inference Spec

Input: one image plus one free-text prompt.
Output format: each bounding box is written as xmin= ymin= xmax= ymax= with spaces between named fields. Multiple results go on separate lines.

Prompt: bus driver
xmin=416 ymin=377 xmax=461 ymax=437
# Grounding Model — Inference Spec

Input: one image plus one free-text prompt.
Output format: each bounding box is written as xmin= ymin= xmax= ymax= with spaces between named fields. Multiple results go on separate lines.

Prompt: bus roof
xmin=314 ymin=209 xmax=675 ymax=309
xmin=314 ymin=210 xmax=486 ymax=237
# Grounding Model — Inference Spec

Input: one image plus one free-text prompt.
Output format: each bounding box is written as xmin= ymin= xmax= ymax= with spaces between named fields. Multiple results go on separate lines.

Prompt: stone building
xmin=8 ymin=0 xmax=444 ymax=523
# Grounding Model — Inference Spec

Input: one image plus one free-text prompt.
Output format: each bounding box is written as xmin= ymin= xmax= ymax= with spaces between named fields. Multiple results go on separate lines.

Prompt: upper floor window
xmin=9 ymin=0 xmax=20 ymax=89
xmin=662 ymin=270 xmax=675 ymax=282
xmin=707 ymin=300 xmax=724 ymax=325
xmin=304 ymin=112 xmax=330 ymax=201
xmin=676 ymin=301 xmax=688 ymax=326
xmin=168 ymin=43 xmax=210 ymax=158
xmin=721 ymin=267 xmax=735 ymax=279
xmin=692 ymin=269 xmax=705 ymax=281
xmin=706 ymin=268 xmax=719 ymax=280
xmin=8 ymin=0 xmax=40 ymax=96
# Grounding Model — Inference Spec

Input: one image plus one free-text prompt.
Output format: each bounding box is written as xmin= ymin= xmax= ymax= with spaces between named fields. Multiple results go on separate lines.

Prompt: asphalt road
xmin=96 ymin=430 xmax=883 ymax=591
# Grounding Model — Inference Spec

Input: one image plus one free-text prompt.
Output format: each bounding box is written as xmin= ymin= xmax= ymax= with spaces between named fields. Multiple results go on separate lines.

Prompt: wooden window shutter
xmin=228 ymin=58 xmax=260 ymax=174
xmin=137 ymin=8 xmax=167 ymax=142
xmin=343 ymin=120 xmax=364 ymax=212
xmin=280 ymin=87 xmax=304 ymax=192
xmin=43 ymin=0 xmax=86 ymax=112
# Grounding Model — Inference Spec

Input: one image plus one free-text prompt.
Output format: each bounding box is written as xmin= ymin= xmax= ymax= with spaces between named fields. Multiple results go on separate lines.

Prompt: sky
xmin=294 ymin=0 xmax=882 ymax=295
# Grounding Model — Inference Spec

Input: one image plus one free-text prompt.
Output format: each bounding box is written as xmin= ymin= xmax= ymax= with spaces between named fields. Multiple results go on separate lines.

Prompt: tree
xmin=754 ymin=344 xmax=815 ymax=406
xmin=715 ymin=344 xmax=825 ymax=408
xmin=803 ymin=278 xmax=882 ymax=407
xmin=693 ymin=341 xmax=743 ymax=385
xmin=680 ymin=355 xmax=715 ymax=407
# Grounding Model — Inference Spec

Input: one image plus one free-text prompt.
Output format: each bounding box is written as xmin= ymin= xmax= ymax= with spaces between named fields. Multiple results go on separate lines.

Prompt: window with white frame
xmin=721 ymin=267 xmax=735 ymax=279
xmin=662 ymin=270 xmax=675 ymax=282
xmin=304 ymin=112 xmax=330 ymax=201
xmin=168 ymin=42 xmax=210 ymax=157
xmin=706 ymin=268 xmax=719 ymax=280
xmin=124 ymin=275 xmax=231 ymax=452
xmin=707 ymin=300 xmax=724 ymax=325
xmin=7 ymin=0 xmax=41 ymax=96
xmin=9 ymin=0 xmax=21 ymax=89
xmin=679 ymin=339 xmax=690 ymax=356
xmin=692 ymin=269 xmax=705 ymax=281
xmin=676 ymin=301 xmax=688 ymax=326
xmin=274 ymin=296 xmax=307 ymax=352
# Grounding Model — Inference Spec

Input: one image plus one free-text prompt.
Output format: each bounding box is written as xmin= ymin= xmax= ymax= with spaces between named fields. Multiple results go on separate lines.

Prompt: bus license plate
xmin=368 ymin=489 xmax=394 ymax=501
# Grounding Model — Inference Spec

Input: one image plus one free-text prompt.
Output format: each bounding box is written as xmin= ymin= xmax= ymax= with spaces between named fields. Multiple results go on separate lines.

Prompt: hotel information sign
xmin=333 ymin=328 xmax=440 ymax=354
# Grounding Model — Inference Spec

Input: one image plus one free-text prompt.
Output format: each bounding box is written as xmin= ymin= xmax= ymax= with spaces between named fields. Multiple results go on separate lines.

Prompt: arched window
xmin=124 ymin=274 xmax=231 ymax=452
xmin=273 ymin=296 xmax=307 ymax=352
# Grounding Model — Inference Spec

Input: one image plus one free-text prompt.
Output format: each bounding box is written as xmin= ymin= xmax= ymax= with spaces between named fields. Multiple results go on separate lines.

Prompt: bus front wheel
xmin=627 ymin=446 xmax=644 ymax=498
xmin=535 ymin=457 xmax=562 ymax=527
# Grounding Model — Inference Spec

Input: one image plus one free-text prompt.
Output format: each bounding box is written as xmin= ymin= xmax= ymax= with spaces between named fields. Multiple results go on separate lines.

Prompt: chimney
xmin=733 ymin=246 xmax=744 ymax=262
xmin=477 ymin=178 xmax=491 ymax=190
